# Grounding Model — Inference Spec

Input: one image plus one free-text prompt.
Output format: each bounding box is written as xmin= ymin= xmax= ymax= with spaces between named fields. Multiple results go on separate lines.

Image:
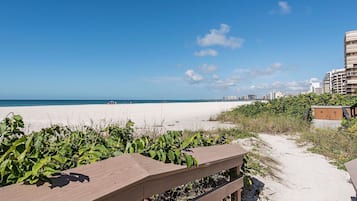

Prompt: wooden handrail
xmin=346 ymin=158 xmax=357 ymax=196
xmin=0 ymin=144 xmax=247 ymax=201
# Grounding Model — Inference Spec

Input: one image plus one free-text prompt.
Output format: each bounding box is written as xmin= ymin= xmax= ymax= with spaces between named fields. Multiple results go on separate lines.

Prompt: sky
xmin=1 ymin=0 xmax=357 ymax=100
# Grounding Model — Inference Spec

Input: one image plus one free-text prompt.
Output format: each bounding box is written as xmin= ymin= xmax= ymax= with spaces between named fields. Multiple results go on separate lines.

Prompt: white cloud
xmin=270 ymin=1 xmax=291 ymax=15
xmin=185 ymin=69 xmax=203 ymax=83
xmin=197 ymin=24 xmax=244 ymax=49
xmin=212 ymin=74 xmax=220 ymax=80
xmin=260 ymin=62 xmax=283 ymax=75
xmin=278 ymin=1 xmax=291 ymax=14
xmin=211 ymin=76 xmax=240 ymax=89
xmin=309 ymin=77 xmax=320 ymax=82
xmin=194 ymin=49 xmax=218 ymax=57
xmin=199 ymin=64 xmax=218 ymax=73
xmin=234 ymin=62 xmax=284 ymax=79
xmin=248 ymin=80 xmax=309 ymax=93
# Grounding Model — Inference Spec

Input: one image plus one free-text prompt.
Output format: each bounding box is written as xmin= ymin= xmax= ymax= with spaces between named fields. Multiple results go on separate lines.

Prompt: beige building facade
xmin=345 ymin=30 xmax=357 ymax=95
xmin=331 ymin=68 xmax=346 ymax=94
xmin=322 ymin=68 xmax=346 ymax=94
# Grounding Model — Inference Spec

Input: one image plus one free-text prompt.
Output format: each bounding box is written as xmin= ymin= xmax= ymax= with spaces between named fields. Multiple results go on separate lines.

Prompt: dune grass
xmin=218 ymin=111 xmax=310 ymax=134
xmin=298 ymin=128 xmax=357 ymax=169
xmin=217 ymin=95 xmax=357 ymax=169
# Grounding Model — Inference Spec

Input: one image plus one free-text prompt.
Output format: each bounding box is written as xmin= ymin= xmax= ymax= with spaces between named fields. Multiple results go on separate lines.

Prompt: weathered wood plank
xmin=194 ymin=177 xmax=243 ymax=201
xmin=346 ymin=158 xmax=357 ymax=194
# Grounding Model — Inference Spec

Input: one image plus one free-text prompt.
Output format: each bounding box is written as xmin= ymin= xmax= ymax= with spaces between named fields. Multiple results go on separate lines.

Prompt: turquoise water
xmin=0 ymin=100 xmax=227 ymax=107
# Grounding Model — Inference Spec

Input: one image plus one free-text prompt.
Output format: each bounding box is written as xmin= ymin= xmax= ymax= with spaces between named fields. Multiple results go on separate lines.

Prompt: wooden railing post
xmin=229 ymin=166 xmax=241 ymax=201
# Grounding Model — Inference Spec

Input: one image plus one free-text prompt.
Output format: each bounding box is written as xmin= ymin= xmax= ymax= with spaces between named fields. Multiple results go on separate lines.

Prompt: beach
xmin=1 ymin=101 xmax=355 ymax=200
xmin=0 ymin=101 xmax=250 ymax=133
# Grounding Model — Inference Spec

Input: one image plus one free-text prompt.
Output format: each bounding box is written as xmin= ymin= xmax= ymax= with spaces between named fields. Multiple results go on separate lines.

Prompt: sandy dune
xmin=258 ymin=134 xmax=355 ymax=201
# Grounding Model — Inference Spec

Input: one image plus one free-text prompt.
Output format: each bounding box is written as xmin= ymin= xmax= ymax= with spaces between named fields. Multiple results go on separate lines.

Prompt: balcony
xmin=346 ymin=44 xmax=357 ymax=53
xmin=347 ymin=80 xmax=357 ymax=84
xmin=346 ymin=31 xmax=357 ymax=41
xmin=346 ymin=55 xmax=357 ymax=64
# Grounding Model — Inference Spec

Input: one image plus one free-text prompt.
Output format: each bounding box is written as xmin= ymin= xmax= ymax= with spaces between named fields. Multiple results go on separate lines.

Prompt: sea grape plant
xmin=0 ymin=114 xmax=234 ymax=187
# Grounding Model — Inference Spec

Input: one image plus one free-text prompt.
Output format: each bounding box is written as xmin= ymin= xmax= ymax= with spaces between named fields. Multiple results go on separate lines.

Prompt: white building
xmin=222 ymin=96 xmax=238 ymax=101
xmin=309 ymin=78 xmax=322 ymax=94
xmin=267 ymin=91 xmax=285 ymax=100
xmin=322 ymin=68 xmax=346 ymax=94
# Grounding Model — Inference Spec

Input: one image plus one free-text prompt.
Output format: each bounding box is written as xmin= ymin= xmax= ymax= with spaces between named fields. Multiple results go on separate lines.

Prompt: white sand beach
xmin=0 ymin=101 xmax=250 ymax=133
xmin=1 ymin=101 xmax=355 ymax=200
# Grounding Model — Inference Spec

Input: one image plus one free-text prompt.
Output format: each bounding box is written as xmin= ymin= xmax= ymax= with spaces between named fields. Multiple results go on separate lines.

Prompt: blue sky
xmin=1 ymin=0 xmax=357 ymax=99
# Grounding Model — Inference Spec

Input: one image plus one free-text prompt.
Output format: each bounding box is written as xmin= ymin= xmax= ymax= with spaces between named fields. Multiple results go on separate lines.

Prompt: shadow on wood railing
xmin=0 ymin=144 xmax=247 ymax=201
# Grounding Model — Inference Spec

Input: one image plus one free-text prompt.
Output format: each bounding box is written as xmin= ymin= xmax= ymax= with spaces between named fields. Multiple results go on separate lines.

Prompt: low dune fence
xmin=0 ymin=144 xmax=247 ymax=201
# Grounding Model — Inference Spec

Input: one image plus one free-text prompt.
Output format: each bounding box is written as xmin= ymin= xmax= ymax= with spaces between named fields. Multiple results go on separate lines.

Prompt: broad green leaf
xmin=28 ymin=178 xmax=39 ymax=184
xmin=168 ymin=150 xmax=175 ymax=163
xmin=17 ymin=171 xmax=32 ymax=183
xmin=43 ymin=167 xmax=57 ymax=176
xmin=32 ymin=156 xmax=51 ymax=176
xmin=124 ymin=142 xmax=132 ymax=153
xmin=159 ymin=149 xmax=166 ymax=162
xmin=129 ymin=146 xmax=134 ymax=154
xmin=113 ymin=150 xmax=123 ymax=157
xmin=0 ymin=159 xmax=10 ymax=179
xmin=148 ymin=150 xmax=156 ymax=158
xmin=13 ymin=115 xmax=22 ymax=122
xmin=18 ymin=134 xmax=34 ymax=162
xmin=181 ymin=138 xmax=191 ymax=149
xmin=52 ymin=155 xmax=67 ymax=164
xmin=184 ymin=154 xmax=194 ymax=168
xmin=0 ymin=122 xmax=6 ymax=133
xmin=0 ymin=136 xmax=26 ymax=163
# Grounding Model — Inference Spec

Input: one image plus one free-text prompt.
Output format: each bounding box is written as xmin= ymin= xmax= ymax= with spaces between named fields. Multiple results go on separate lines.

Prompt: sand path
xmin=258 ymin=133 xmax=355 ymax=201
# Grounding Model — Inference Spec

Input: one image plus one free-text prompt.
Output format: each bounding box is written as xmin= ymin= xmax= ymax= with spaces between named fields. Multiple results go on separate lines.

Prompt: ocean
xmin=0 ymin=100 xmax=226 ymax=107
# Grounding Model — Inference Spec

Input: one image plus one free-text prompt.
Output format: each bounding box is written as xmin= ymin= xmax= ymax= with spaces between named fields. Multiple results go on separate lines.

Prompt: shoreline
xmin=0 ymin=101 xmax=252 ymax=133
xmin=0 ymin=100 xmax=250 ymax=108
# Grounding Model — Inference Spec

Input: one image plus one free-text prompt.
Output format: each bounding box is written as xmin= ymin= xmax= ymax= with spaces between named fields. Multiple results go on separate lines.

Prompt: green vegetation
xmin=218 ymin=93 xmax=357 ymax=169
xmin=299 ymin=129 xmax=357 ymax=169
xmin=0 ymin=114 xmax=254 ymax=188
xmin=218 ymin=93 xmax=357 ymax=133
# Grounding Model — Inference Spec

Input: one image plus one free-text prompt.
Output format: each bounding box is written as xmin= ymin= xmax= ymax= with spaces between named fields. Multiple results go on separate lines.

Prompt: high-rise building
xmin=345 ymin=30 xmax=357 ymax=95
xmin=309 ymin=78 xmax=323 ymax=94
xmin=322 ymin=72 xmax=331 ymax=93
xmin=322 ymin=68 xmax=346 ymax=94
xmin=331 ymin=68 xmax=346 ymax=94
xmin=266 ymin=91 xmax=284 ymax=100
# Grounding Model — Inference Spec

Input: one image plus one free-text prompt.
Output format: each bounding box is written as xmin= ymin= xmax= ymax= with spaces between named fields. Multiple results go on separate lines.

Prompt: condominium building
xmin=345 ymin=30 xmax=357 ymax=95
xmin=309 ymin=79 xmax=323 ymax=94
xmin=322 ymin=72 xmax=331 ymax=93
xmin=331 ymin=68 xmax=346 ymax=94
xmin=322 ymin=68 xmax=346 ymax=94
xmin=266 ymin=91 xmax=284 ymax=100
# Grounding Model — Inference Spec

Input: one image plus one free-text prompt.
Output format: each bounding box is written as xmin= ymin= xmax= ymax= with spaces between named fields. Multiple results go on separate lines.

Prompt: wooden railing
xmin=346 ymin=158 xmax=357 ymax=197
xmin=0 ymin=144 xmax=247 ymax=201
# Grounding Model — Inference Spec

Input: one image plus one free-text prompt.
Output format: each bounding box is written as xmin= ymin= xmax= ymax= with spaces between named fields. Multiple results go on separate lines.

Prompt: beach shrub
xmin=0 ymin=114 xmax=253 ymax=187
xmin=218 ymin=93 xmax=357 ymax=133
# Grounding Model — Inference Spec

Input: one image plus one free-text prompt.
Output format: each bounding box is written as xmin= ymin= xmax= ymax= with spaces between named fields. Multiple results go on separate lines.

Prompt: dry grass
xmin=298 ymin=128 xmax=357 ymax=169
xmin=218 ymin=112 xmax=309 ymax=134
